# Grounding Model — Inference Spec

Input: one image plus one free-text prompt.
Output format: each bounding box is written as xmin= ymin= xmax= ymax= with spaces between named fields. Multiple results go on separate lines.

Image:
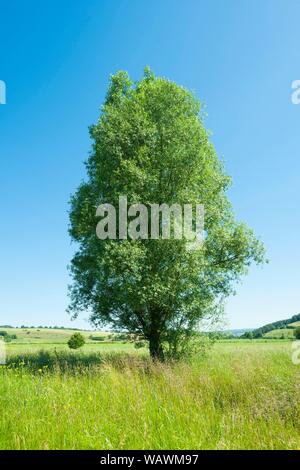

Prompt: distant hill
xmin=242 ymin=313 xmax=300 ymax=339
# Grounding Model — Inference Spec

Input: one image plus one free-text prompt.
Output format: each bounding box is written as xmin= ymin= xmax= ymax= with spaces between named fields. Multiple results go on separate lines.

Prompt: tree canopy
xmin=68 ymin=68 xmax=265 ymax=360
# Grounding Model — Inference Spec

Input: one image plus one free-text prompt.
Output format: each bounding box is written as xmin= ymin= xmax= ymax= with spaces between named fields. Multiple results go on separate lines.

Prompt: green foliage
xmin=89 ymin=335 xmax=105 ymax=341
xmin=114 ymin=333 xmax=131 ymax=342
xmin=208 ymin=331 xmax=235 ymax=340
xmin=134 ymin=340 xmax=146 ymax=349
xmin=294 ymin=327 xmax=300 ymax=340
xmin=242 ymin=331 xmax=254 ymax=339
xmin=68 ymin=68 xmax=266 ymax=360
xmin=67 ymin=333 xmax=85 ymax=350
xmin=5 ymin=334 xmax=17 ymax=342
xmin=0 ymin=331 xmax=17 ymax=342
xmin=164 ymin=331 xmax=214 ymax=361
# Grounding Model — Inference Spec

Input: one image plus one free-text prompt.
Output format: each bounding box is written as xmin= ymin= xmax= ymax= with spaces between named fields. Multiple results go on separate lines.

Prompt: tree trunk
xmin=149 ymin=332 xmax=164 ymax=361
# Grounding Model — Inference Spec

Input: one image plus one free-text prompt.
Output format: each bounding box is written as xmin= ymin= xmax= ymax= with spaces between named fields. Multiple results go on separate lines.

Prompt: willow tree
xmin=68 ymin=68 xmax=265 ymax=360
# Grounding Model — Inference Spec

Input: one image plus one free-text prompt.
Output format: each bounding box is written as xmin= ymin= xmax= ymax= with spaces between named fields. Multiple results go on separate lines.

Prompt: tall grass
xmin=6 ymin=349 xmax=149 ymax=372
xmin=0 ymin=343 xmax=299 ymax=450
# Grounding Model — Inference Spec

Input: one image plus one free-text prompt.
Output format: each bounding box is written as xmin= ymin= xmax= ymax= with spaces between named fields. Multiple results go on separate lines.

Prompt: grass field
xmin=264 ymin=328 xmax=296 ymax=339
xmin=1 ymin=327 xmax=138 ymax=354
xmin=0 ymin=332 xmax=299 ymax=450
xmin=6 ymin=341 xmax=138 ymax=355
xmin=262 ymin=320 xmax=299 ymax=339
xmin=0 ymin=327 xmax=107 ymax=344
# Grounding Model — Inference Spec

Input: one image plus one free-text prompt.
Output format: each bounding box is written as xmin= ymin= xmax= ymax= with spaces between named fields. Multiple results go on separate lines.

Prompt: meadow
xmin=0 ymin=331 xmax=299 ymax=450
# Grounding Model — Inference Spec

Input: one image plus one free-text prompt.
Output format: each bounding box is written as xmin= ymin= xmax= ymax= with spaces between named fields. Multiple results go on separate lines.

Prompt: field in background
xmin=254 ymin=318 xmax=300 ymax=339
xmin=0 ymin=335 xmax=299 ymax=450
xmin=0 ymin=327 xmax=107 ymax=343
xmin=1 ymin=326 xmax=295 ymax=356
xmin=264 ymin=328 xmax=295 ymax=339
xmin=1 ymin=327 xmax=140 ymax=355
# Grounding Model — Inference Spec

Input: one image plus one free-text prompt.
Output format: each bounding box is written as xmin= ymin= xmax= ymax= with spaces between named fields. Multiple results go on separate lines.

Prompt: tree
xmin=241 ymin=331 xmax=254 ymax=340
xmin=68 ymin=68 xmax=265 ymax=360
xmin=68 ymin=332 xmax=85 ymax=350
xmin=294 ymin=327 xmax=300 ymax=340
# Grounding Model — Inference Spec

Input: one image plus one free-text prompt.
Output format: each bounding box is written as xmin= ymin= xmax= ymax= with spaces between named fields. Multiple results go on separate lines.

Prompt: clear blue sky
xmin=0 ymin=0 xmax=299 ymax=329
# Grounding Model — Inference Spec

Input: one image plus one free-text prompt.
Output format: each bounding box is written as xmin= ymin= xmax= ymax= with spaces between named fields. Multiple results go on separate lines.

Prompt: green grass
xmin=264 ymin=328 xmax=295 ymax=339
xmin=1 ymin=327 xmax=140 ymax=355
xmin=0 ymin=327 xmax=107 ymax=344
xmin=6 ymin=341 xmax=139 ymax=355
xmin=262 ymin=321 xmax=300 ymax=339
xmin=0 ymin=341 xmax=299 ymax=450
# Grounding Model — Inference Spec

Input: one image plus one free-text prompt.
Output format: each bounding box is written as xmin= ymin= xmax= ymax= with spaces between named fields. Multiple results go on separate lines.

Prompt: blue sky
xmin=0 ymin=0 xmax=299 ymax=329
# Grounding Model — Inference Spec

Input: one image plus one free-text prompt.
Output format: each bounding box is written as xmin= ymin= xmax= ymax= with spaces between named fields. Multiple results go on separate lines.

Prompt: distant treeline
xmin=242 ymin=313 xmax=300 ymax=339
xmin=0 ymin=325 xmax=87 ymax=331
